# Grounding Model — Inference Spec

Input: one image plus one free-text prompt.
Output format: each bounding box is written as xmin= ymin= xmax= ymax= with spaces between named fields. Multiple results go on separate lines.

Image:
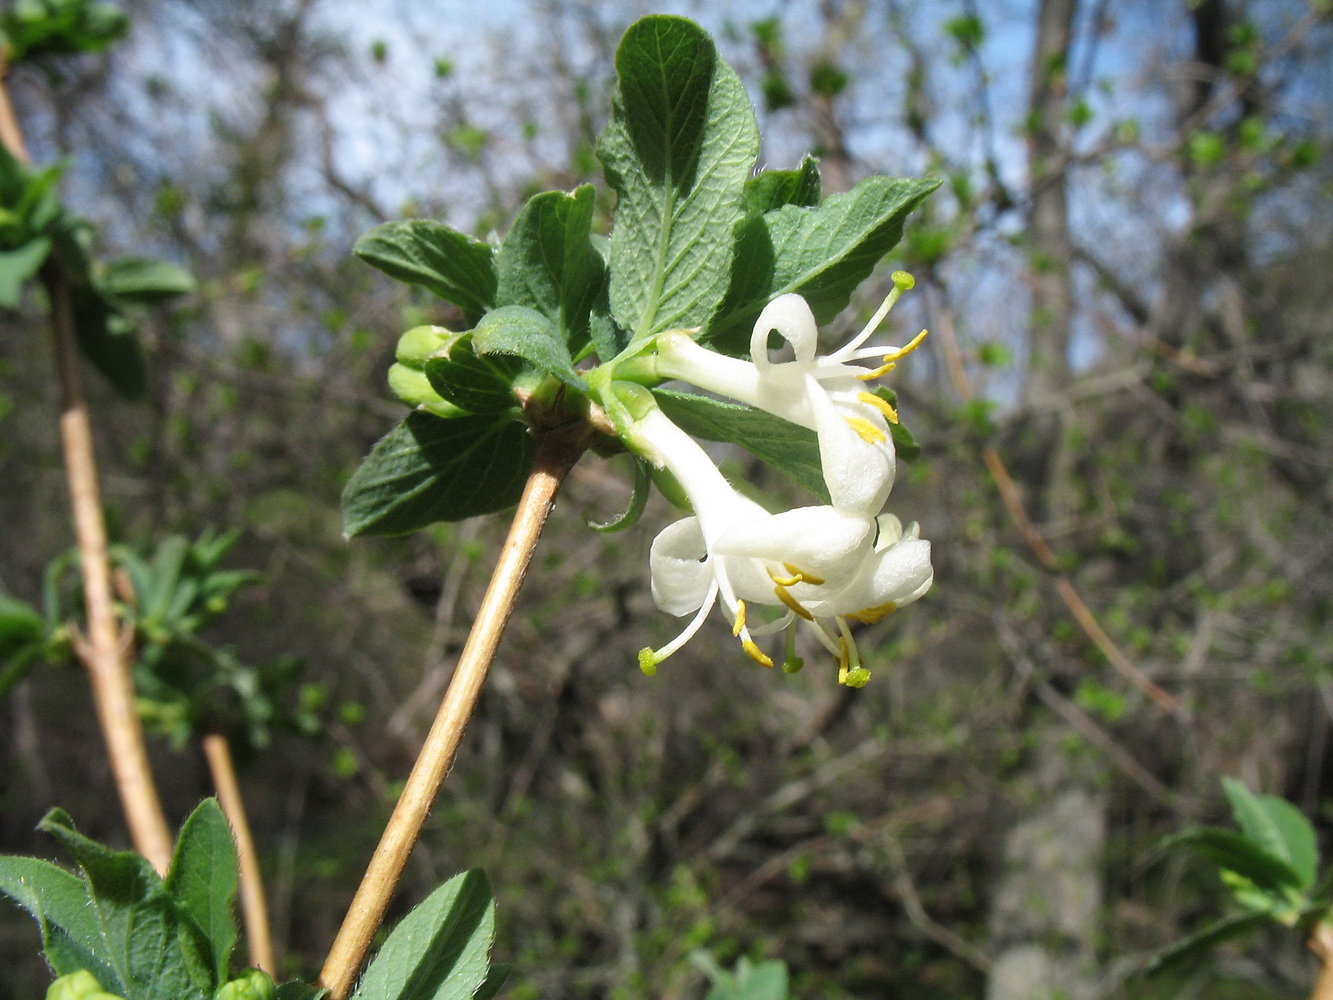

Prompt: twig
xmin=202 ymin=732 xmax=276 ymax=976
xmin=1310 ymin=922 xmax=1333 ymax=1000
xmin=929 ymin=284 xmax=1187 ymax=722
xmin=994 ymin=614 xmax=1177 ymax=807
xmin=1 ymin=73 xmax=174 ymax=874
xmin=317 ymin=421 xmax=588 ymax=1000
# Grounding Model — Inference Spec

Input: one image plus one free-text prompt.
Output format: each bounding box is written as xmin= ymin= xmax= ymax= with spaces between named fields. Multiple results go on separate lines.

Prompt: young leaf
xmin=472 ymin=304 xmax=586 ymax=391
xmin=422 ymin=334 xmax=523 ymax=414
xmin=0 ymin=236 xmax=52 ymax=307
xmin=710 ymin=175 xmax=940 ymax=352
xmin=99 ymin=257 xmax=196 ymax=305
xmin=0 ymin=855 xmax=114 ymax=982
xmin=69 ymin=287 xmax=147 ymax=400
xmin=1162 ymin=826 xmax=1304 ymax=897
xmin=354 ymin=221 xmax=496 ymax=324
xmin=654 ymin=390 xmax=829 ymax=503
xmin=1223 ymin=778 xmax=1319 ymax=892
xmin=165 ymin=799 xmax=239 ymax=983
xmin=37 ymin=809 xmax=214 ymax=1000
xmin=351 ymin=869 xmax=495 ymax=1000
xmin=342 ymin=412 xmax=533 ymax=536
xmin=495 ymin=185 xmax=605 ymax=354
xmin=1144 ymin=911 xmax=1270 ymax=975
xmin=743 ymin=155 xmax=821 ymax=213
xmin=598 ymin=15 xmax=760 ymax=344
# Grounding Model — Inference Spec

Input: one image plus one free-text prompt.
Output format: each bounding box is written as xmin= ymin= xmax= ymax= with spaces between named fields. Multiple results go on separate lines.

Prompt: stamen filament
xmin=782 ymin=562 xmax=824 ymax=585
xmin=773 ymin=582 xmax=815 ymax=621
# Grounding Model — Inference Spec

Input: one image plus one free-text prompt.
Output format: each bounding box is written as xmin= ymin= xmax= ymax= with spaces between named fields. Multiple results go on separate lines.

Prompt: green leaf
xmin=710 ymin=175 xmax=939 ymax=352
xmin=99 ymin=257 xmax=196 ymax=305
xmin=588 ymin=458 xmax=650 ymax=532
xmin=70 ymin=287 xmax=147 ymax=400
xmin=654 ymin=389 xmax=829 ymax=503
xmin=0 ymin=236 xmax=52 ymax=307
xmin=0 ymin=593 xmax=45 ymax=652
xmin=472 ymin=964 xmax=511 ymax=1000
xmin=495 ymin=185 xmax=606 ymax=355
xmin=743 ymin=155 xmax=821 ymax=213
xmin=598 ymin=15 xmax=760 ymax=343
xmin=472 ymin=304 xmax=585 ymax=391
xmin=1163 ymin=826 xmax=1304 ymax=896
xmin=354 ymin=221 xmax=496 ymax=324
xmin=0 ymin=855 xmax=114 ymax=983
xmin=342 ymin=412 xmax=533 ymax=536
xmin=422 ymin=333 xmax=523 ymax=414
xmin=1144 ymin=911 xmax=1270 ymax=975
xmin=351 ymin=869 xmax=495 ymax=1000
xmin=38 ymin=809 xmax=213 ymax=1000
xmin=165 ymin=799 xmax=238 ymax=983
xmin=1223 ymin=778 xmax=1319 ymax=892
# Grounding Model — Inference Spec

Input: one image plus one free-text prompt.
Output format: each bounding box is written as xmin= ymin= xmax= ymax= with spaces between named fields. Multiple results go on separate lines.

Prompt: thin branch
xmin=317 ymin=420 xmax=589 ymax=1000
xmin=928 ymin=284 xmax=1187 ymax=721
xmin=202 ymin=733 xmax=276 ymax=976
xmin=1 ymin=72 xmax=174 ymax=874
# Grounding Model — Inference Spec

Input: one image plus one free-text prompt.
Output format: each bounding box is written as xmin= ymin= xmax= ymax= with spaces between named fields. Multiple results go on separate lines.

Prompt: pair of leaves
xmin=0 ymin=801 xmax=238 ymax=1000
xmin=1149 ymin=778 xmax=1325 ymax=973
xmin=597 ymin=17 xmax=937 ymax=356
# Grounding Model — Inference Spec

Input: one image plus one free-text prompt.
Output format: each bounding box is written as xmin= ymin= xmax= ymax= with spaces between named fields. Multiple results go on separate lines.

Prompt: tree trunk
xmin=986 ymin=3 xmax=1107 ymax=999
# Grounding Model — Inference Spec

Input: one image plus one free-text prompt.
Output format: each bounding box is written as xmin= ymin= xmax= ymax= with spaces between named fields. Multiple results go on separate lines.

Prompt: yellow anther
xmin=846 ymin=600 xmax=898 ymax=625
xmin=845 ymin=415 xmax=888 ymax=444
xmin=783 ymin=562 xmax=824 ymax=585
xmin=773 ymin=582 xmax=815 ymax=621
xmin=857 ymin=390 xmax=900 ymax=425
xmin=856 ymin=360 xmax=895 ymax=380
xmin=836 ymin=635 xmax=850 ymax=684
xmin=732 ymin=600 xmax=747 ymax=637
xmin=884 ymin=328 xmax=929 ymax=363
xmin=742 ymin=638 xmax=774 ymax=668
xmin=768 ymin=569 xmax=801 ymax=587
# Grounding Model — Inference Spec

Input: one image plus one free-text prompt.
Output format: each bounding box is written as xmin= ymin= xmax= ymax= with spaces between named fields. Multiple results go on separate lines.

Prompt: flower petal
xmin=649 ymin=517 xmax=715 ymax=616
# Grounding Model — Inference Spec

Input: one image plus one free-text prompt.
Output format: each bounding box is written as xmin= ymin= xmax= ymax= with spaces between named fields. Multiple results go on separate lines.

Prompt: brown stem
xmin=1310 ymin=923 xmax=1333 ymax=1000
xmin=317 ymin=425 xmax=587 ymax=1000
xmin=0 ymin=74 xmax=175 ymax=874
xmin=202 ymin=732 xmax=276 ymax=976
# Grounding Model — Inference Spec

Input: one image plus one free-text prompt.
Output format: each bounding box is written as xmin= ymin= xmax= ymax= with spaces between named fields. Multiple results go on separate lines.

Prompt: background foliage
xmin=2 ymin=1 xmax=1331 ymax=998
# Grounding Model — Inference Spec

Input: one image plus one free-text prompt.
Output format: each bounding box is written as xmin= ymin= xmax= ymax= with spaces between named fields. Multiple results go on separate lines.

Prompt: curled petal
xmin=649 ymin=517 xmax=715 ymax=616
xmin=751 ymin=293 xmax=819 ymax=371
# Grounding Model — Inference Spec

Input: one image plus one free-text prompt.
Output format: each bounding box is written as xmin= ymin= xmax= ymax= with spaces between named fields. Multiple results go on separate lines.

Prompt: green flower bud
xmin=214 ymin=969 xmax=277 ymax=1000
xmin=395 ymin=325 xmax=453 ymax=368
xmin=387 ymin=363 xmax=467 ymax=418
xmin=45 ymin=970 xmax=124 ymax=1000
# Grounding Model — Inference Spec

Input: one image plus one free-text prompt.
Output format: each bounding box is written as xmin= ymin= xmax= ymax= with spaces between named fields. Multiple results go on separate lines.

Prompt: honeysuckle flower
xmin=650 ymin=272 xmax=926 ymax=515
xmin=620 ymin=387 xmax=933 ymax=685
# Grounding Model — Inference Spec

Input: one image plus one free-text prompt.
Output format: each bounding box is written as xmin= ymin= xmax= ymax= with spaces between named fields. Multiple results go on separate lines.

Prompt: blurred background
xmin=1 ymin=0 xmax=1331 ymax=997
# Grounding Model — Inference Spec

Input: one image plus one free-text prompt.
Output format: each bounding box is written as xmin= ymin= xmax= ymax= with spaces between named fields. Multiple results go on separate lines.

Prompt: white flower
xmin=651 ymin=275 xmax=926 ymax=515
xmin=626 ymin=401 xmax=933 ymax=685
